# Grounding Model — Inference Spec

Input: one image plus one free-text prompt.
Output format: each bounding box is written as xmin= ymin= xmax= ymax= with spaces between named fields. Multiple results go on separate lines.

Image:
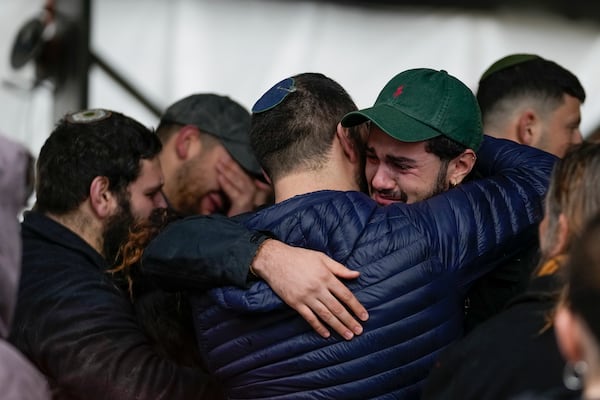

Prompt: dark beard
xmin=102 ymin=195 xmax=135 ymax=267
xmin=429 ymin=159 xmax=451 ymax=198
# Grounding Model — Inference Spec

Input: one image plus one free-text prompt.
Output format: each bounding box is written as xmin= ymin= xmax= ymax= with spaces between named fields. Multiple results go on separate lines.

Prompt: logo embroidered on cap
xmin=393 ymin=85 xmax=404 ymax=98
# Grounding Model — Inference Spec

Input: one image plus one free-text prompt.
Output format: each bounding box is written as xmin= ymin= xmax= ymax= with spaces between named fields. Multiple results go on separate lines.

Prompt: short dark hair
xmin=250 ymin=73 xmax=358 ymax=182
xmin=477 ymin=57 xmax=586 ymax=124
xmin=35 ymin=109 xmax=162 ymax=214
xmin=425 ymin=135 xmax=467 ymax=162
xmin=155 ymin=121 xmax=180 ymax=143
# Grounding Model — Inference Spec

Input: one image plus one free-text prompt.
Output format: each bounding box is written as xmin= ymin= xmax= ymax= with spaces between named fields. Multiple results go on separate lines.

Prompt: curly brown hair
xmin=107 ymin=208 xmax=209 ymax=370
xmin=109 ymin=207 xmax=181 ymax=299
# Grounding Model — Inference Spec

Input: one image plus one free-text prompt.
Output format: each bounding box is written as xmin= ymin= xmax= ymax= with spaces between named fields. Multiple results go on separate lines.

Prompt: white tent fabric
xmin=2 ymin=0 xmax=600 ymax=157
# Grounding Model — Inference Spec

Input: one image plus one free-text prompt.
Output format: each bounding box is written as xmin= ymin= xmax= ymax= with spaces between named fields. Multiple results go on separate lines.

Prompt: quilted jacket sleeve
xmin=414 ymin=135 xmax=556 ymax=287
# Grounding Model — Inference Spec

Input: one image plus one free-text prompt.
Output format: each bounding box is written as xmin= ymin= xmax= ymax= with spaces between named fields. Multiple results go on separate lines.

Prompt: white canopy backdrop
xmin=2 ymin=0 xmax=600 ymax=158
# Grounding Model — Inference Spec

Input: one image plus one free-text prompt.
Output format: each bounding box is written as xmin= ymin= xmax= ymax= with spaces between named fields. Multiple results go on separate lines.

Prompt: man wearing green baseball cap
xmin=342 ymin=69 xmax=537 ymax=335
xmin=342 ymin=68 xmax=481 ymax=205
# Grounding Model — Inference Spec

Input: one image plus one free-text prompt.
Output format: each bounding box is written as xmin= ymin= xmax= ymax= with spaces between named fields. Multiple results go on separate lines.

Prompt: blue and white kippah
xmin=251 ymin=78 xmax=296 ymax=114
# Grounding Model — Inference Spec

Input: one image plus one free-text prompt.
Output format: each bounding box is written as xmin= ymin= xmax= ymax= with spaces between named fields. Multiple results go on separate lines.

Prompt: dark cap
xmin=341 ymin=68 xmax=482 ymax=150
xmin=161 ymin=94 xmax=263 ymax=178
xmin=479 ymin=53 xmax=542 ymax=83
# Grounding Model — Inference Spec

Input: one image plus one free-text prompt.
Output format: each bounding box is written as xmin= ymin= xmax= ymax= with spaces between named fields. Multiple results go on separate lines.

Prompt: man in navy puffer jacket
xmin=144 ymin=71 xmax=555 ymax=399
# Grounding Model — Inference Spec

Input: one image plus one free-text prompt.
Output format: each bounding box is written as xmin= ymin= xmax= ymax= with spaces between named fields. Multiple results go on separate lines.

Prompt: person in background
xmin=477 ymin=53 xmax=585 ymax=158
xmin=0 ymin=134 xmax=51 ymax=399
xmin=422 ymin=141 xmax=600 ymax=400
xmin=7 ymin=109 xmax=225 ymax=399
xmin=554 ymin=213 xmax=600 ymax=400
xmin=156 ymin=93 xmax=272 ymax=217
xmin=463 ymin=53 xmax=587 ymax=332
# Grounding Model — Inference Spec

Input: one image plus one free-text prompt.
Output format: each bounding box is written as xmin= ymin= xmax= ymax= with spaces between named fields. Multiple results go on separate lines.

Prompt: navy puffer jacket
xmin=186 ymin=136 xmax=555 ymax=399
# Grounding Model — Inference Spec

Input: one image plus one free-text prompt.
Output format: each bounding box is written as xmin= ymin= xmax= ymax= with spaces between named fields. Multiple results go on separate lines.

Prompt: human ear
xmin=89 ymin=176 xmax=115 ymax=218
xmin=516 ymin=110 xmax=537 ymax=146
xmin=448 ymin=149 xmax=477 ymax=186
xmin=336 ymin=123 xmax=359 ymax=163
xmin=175 ymin=125 xmax=200 ymax=160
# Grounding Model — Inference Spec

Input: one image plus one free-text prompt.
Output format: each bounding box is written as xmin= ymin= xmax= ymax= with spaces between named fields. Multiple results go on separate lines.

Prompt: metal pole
xmin=52 ymin=0 xmax=90 ymax=121
xmin=90 ymin=51 xmax=162 ymax=118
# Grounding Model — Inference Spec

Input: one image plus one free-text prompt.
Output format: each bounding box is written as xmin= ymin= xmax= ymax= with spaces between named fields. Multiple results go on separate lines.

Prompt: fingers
xmin=217 ymin=157 xmax=254 ymax=194
xmin=326 ymin=261 xmax=361 ymax=280
xmin=295 ymin=305 xmax=331 ymax=339
xmin=296 ymin=298 xmax=359 ymax=340
xmin=216 ymin=157 xmax=257 ymax=216
xmin=216 ymin=154 xmax=243 ymax=179
xmin=320 ymin=255 xmax=368 ymax=321
xmin=314 ymin=293 xmax=363 ymax=340
xmin=329 ymin=280 xmax=369 ymax=322
xmin=312 ymin=271 xmax=366 ymax=338
xmin=253 ymin=178 xmax=274 ymax=208
xmin=253 ymin=241 xmax=368 ymax=340
xmin=216 ymin=155 xmax=274 ymax=212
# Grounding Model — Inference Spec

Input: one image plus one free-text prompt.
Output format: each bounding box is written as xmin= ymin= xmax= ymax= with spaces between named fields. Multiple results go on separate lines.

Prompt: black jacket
xmin=422 ymin=274 xmax=578 ymax=400
xmin=9 ymin=211 xmax=261 ymax=400
xmin=463 ymin=245 xmax=540 ymax=332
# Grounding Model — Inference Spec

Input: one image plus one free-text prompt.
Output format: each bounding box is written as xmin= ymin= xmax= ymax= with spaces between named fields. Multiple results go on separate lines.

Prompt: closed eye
xmin=392 ymin=163 xmax=412 ymax=171
xmin=366 ymin=149 xmax=379 ymax=164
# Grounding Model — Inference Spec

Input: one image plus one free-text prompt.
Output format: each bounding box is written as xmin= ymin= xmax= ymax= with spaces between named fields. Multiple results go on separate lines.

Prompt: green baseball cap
xmin=341 ymin=68 xmax=483 ymax=150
